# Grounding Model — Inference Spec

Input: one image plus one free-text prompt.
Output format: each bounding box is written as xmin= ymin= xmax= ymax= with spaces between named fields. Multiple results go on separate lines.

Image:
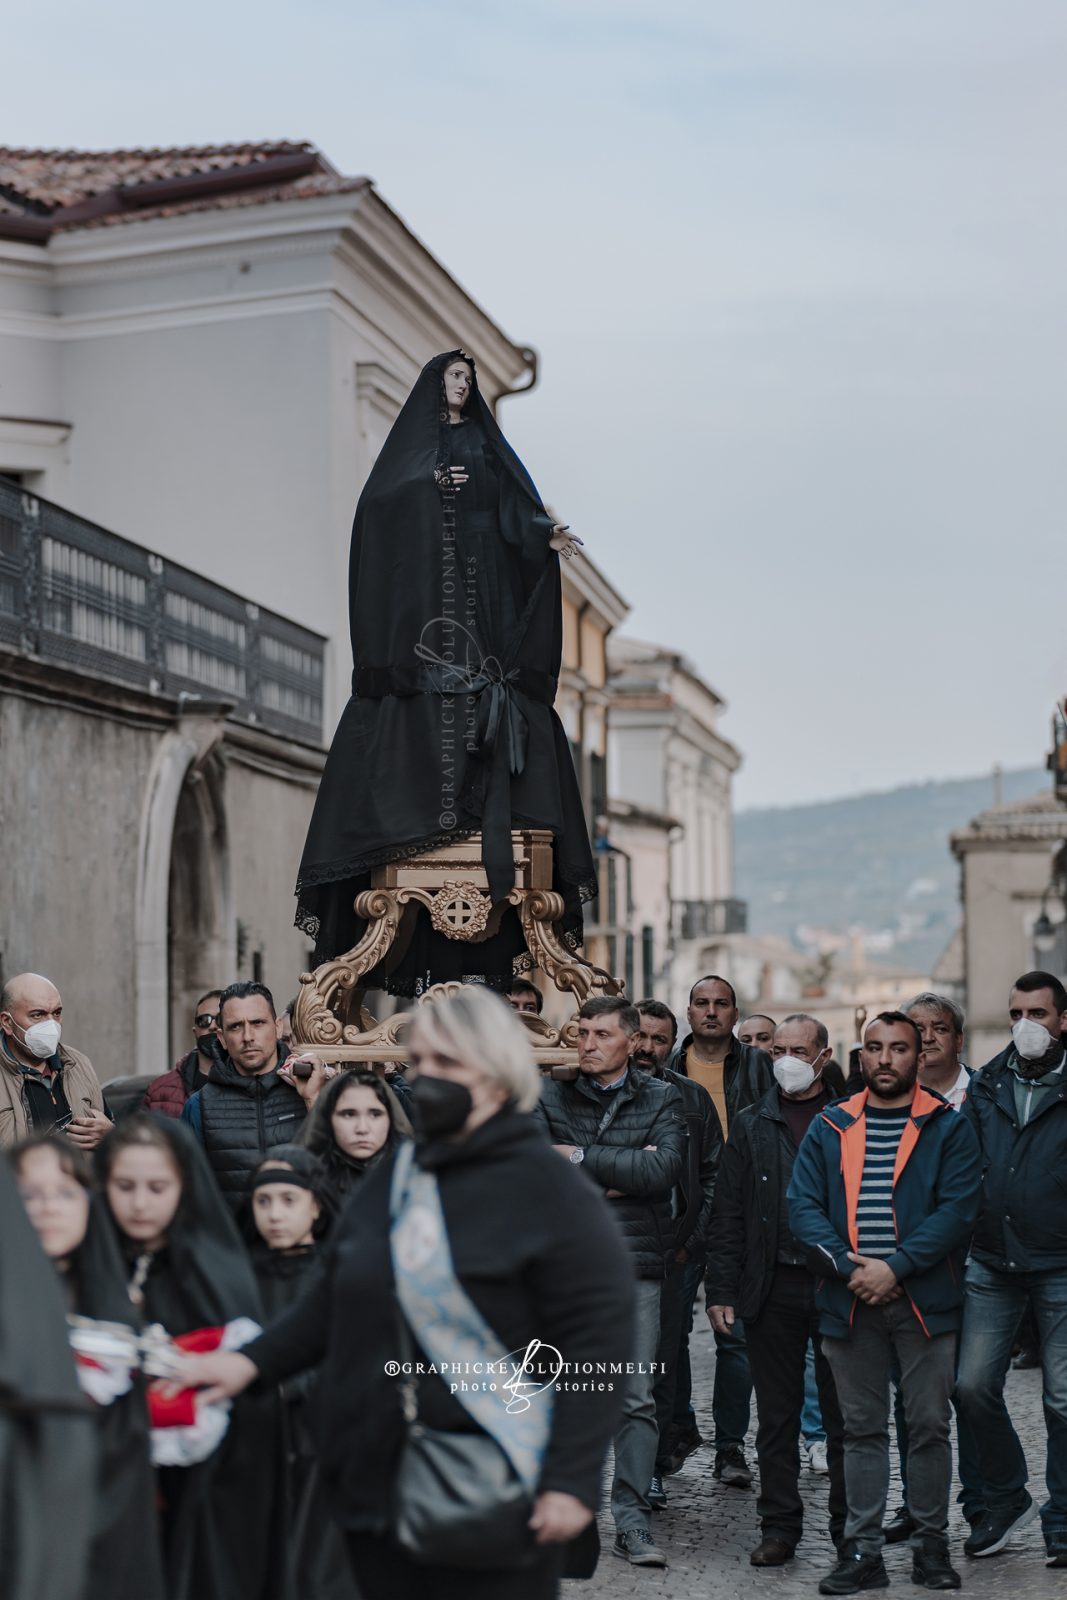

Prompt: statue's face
xmin=443 ymin=360 xmax=473 ymax=412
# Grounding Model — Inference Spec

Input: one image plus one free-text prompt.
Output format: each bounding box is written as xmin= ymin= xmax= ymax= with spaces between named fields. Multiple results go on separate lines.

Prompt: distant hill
xmin=735 ymin=767 xmax=1049 ymax=973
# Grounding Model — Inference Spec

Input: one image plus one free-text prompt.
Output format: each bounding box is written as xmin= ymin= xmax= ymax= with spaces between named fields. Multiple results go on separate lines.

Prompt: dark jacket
xmin=142 ymin=1048 xmax=204 ymax=1119
xmin=182 ymin=1041 xmax=304 ymax=1208
xmin=660 ymin=1067 xmax=723 ymax=1262
xmin=531 ymin=1066 xmax=685 ymax=1279
xmin=247 ymin=1110 xmax=635 ymax=1532
xmin=963 ymin=1044 xmax=1067 ymax=1272
xmin=788 ymin=1086 xmax=981 ymax=1339
xmin=665 ymin=1034 xmax=774 ymax=1129
xmin=705 ymin=1083 xmax=822 ymax=1321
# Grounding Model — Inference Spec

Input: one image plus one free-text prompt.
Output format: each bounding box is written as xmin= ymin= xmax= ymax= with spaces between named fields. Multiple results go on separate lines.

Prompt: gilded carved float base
xmin=291 ymin=829 xmax=621 ymax=1065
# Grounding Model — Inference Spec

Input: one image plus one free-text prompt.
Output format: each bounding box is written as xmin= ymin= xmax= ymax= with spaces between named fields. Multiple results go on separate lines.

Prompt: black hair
xmin=507 ymin=978 xmax=544 ymax=1014
xmin=577 ymin=996 xmax=641 ymax=1035
xmin=1011 ymin=970 xmax=1067 ymax=1015
xmin=865 ymin=1011 xmax=923 ymax=1056
xmin=218 ymin=981 xmax=276 ymax=1022
xmin=636 ymin=999 xmax=678 ymax=1043
xmin=301 ymin=1068 xmax=413 ymax=1157
xmin=195 ymin=989 xmax=222 ymax=1013
xmin=689 ymin=974 xmax=738 ymax=1008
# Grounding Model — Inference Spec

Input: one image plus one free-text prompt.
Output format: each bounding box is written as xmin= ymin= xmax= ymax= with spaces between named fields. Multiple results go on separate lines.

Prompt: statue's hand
xmin=549 ymin=525 xmax=584 ymax=561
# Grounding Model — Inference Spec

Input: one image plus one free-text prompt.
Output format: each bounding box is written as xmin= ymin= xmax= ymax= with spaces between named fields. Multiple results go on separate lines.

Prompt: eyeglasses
xmin=194 ymin=1014 xmax=218 ymax=1030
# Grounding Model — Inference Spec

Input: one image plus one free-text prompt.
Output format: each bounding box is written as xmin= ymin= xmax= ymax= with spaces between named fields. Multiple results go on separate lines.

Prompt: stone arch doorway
xmin=134 ymin=722 xmax=234 ymax=1075
xmin=167 ymin=753 xmax=231 ymax=1063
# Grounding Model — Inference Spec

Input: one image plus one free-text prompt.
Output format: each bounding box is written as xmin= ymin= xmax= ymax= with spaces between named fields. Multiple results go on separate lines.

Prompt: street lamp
xmin=1033 ymin=910 xmax=1058 ymax=957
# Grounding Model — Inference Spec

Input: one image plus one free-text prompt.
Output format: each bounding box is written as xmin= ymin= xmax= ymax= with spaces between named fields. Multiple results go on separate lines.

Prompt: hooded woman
xmin=97 ymin=1113 xmax=284 ymax=1600
xmin=295 ymin=351 xmax=596 ymax=991
xmin=300 ymin=1069 xmax=412 ymax=1211
xmin=10 ymin=1133 xmax=165 ymax=1600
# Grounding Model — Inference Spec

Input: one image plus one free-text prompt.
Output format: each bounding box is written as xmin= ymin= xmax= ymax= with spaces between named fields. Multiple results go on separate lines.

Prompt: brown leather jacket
xmin=0 ymin=1040 xmax=105 ymax=1147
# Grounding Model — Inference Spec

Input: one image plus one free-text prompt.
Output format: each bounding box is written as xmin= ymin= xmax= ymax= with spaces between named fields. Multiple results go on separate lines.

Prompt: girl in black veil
xmin=0 ymin=1150 xmax=97 ymax=1600
xmin=10 ymin=1133 xmax=165 ymax=1600
xmin=296 ymin=350 xmax=597 ymax=992
xmin=97 ymin=1114 xmax=285 ymax=1600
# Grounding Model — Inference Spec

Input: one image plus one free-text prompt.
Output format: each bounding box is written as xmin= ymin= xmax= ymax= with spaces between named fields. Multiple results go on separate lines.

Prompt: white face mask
xmin=1012 ymin=1017 xmax=1055 ymax=1062
xmin=13 ymin=1018 xmax=62 ymax=1061
xmin=774 ymin=1052 xmax=824 ymax=1096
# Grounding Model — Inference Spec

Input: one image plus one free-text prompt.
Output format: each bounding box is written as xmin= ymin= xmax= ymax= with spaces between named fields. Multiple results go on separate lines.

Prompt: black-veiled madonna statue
xmin=295 ymin=351 xmax=596 ymax=994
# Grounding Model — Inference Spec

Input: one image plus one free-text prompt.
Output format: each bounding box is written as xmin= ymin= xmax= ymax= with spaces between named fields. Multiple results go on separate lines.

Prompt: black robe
xmin=0 ymin=1159 xmax=96 ymax=1600
xmin=104 ymin=1118 xmax=285 ymax=1600
xmin=295 ymin=350 xmax=596 ymax=990
xmin=253 ymin=1244 xmax=358 ymax=1600
xmin=62 ymin=1197 xmax=165 ymax=1600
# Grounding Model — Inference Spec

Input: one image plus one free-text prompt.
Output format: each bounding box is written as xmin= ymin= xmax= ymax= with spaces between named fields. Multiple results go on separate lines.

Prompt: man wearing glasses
xmin=142 ymin=989 xmax=222 ymax=1117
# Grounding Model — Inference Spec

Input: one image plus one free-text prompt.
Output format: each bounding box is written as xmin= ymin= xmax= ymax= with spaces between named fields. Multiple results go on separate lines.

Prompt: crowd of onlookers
xmin=2 ymin=962 xmax=1066 ymax=1597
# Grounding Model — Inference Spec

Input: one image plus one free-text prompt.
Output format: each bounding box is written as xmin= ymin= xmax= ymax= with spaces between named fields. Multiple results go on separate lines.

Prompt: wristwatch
xmin=569 ymin=1147 xmax=585 ymax=1165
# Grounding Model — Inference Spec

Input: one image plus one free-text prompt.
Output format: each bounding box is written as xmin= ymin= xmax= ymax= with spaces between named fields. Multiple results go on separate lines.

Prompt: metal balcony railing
xmin=674 ymin=897 xmax=748 ymax=940
xmin=0 ymin=478 xmax=325 ymax=744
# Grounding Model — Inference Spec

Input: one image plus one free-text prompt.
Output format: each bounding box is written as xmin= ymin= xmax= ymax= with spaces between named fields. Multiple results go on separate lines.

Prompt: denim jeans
xmin=611 ymin=1277 xmax=663 ymax=1534
xmin=823 ymin=1300 xmax=956 ymax=1554
xmin=713 ymin=1316 xmax=752 ymax=1451
xmin=802 ymin=1340 xmax=825 ymax=1443
xmin=892 ymin=1353 xmax=984 ymax=1523
xmin=653 ymin=1257 xmax=702 ymax=1467
xmin=956 ymin=1259 xmax=1067 ymax=1542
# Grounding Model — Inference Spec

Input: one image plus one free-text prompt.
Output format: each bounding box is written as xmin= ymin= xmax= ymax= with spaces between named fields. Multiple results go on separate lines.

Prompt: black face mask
xmin=195 ymin=1035 xmax=217 ymax=1060
xmin=410 ymin=1076 xmax=473 ymax=1140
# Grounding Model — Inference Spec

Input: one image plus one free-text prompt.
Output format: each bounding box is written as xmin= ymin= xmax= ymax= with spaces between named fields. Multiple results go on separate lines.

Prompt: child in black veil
xmin=11 ymin=1132 xmax=165 ymax=1600
xmin=97 ymin=1113 xmax=287 ymax=1600
xmin=248 ymin=1146 xmax=357 ymax=1599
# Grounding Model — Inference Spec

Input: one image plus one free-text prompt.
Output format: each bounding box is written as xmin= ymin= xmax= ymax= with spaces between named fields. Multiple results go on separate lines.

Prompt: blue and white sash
xmin=389 ymin=1141 xmax=552 ymax=1494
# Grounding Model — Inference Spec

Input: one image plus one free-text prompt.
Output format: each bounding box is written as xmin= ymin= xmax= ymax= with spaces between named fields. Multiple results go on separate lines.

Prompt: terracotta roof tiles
xmin=0 ymin=141 xmax=368 ymax=242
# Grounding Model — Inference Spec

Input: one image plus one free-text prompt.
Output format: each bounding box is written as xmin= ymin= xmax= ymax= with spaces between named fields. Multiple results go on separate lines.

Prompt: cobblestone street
xmin=566 ymin=1290 xmax=1057 ymax=1599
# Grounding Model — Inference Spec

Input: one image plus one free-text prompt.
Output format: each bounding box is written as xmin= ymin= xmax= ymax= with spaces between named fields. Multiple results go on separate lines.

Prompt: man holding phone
xmin=0 ymin=971 xmax=110 ymax=1148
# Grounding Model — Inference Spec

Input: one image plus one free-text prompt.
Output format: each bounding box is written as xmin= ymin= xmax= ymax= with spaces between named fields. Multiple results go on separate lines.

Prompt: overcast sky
xmin=8 ymin=2 xmax=1065 ymax=806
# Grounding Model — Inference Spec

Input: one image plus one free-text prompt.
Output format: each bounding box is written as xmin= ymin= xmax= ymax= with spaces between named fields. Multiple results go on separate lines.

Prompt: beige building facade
xmin=951 ymin=784 xmax=1067 ymax=1065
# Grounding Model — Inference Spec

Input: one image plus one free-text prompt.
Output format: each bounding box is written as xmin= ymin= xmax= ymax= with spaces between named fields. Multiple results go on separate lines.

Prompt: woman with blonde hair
xmin=177 ymin=987 xmax=634 ymax=1599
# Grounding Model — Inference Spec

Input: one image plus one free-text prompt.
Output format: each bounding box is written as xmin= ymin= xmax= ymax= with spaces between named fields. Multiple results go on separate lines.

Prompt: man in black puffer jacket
xmin=182 ymin=981 xmax=320 ymax=1210
xmin=533 ymin=996 xmax=685 ymax=1570
xmin=634 ymin=1000 xmax=723 ymax=1504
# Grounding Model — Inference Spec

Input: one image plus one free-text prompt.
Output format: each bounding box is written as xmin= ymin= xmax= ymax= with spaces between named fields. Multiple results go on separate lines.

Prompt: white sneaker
xmin=808 ymin=1440 xmax=828 ymax=1475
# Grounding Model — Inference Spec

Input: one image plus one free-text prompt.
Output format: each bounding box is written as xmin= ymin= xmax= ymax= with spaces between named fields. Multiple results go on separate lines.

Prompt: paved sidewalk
xmin=566 ymin=1293 xmax=1057 ymax=1599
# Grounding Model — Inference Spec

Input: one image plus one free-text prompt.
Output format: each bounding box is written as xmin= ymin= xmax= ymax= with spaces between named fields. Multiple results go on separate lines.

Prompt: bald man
xmin=0 ymin=973 xmax=108 ymax=1149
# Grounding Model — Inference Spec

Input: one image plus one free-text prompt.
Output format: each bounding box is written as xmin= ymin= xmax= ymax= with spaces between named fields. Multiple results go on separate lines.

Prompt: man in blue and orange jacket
xmin=788 ymin=1011 xmax=980 ymax=1597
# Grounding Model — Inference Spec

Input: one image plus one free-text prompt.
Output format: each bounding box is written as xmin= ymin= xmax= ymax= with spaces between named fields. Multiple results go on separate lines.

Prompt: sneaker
xmin=817 ymin=1548 xmax=889 ymax=1595
xmin=663 ymin=1421 xmax=704 ymax=1475
xmin=613 ymin=1529 xmax=669 ymax=1567
xmin=912 ymin=1536 xmax=961 ymax=1590
xmin=647 ymin=1474 xmax=668 ymax=1509
xmin=714 ymin=1446 xmax=754 ymax=1489
xmin=1047 ymin=1547 xmax=1067 ymax=1569
xmin=808 ymin=1439 xmax=829 ymax=1475
xmin=964 ymin=1495 xmax=1037 ymax=1557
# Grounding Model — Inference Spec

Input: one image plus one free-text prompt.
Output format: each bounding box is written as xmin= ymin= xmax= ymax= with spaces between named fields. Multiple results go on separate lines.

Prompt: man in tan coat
xmin=0 ymin=972 xmax=109 ymax=1149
